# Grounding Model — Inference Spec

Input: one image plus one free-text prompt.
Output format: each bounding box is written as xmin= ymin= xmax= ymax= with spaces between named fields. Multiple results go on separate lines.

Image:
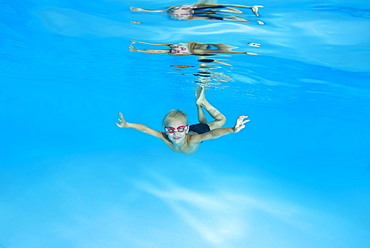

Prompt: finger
xmin=238 ymin=116 xmax=248 ymax=122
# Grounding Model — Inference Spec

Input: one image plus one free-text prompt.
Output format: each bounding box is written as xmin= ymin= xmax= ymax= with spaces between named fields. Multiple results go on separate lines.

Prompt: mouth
xmin=173 ymin=137 xmax=181 ymax=140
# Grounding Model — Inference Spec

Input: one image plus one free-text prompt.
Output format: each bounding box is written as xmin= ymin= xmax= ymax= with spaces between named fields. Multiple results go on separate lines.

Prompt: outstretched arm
xmin=190 ymin=115 xmax=250 ymax=143
xmin=130 ymin=6 xmax=172 ymax=12
xmin=131 ymin=40 xmax=172 ymax=46
xmin=116 ymin=112 xmax=165 ymax=140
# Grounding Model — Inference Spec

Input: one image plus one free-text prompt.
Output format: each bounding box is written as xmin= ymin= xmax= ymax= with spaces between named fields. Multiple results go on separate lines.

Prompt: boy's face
xmin=164 ymin=118 xmax=189 ymax=144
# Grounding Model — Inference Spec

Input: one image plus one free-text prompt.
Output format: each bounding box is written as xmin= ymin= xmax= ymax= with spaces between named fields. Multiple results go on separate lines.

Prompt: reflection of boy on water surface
xmin=130 ymin=2 xmax=263 ymax=23
xmin=116 ymin=87 xmax=249 ymax=154
xmin=130 ymin=41 xmax=257 ymax=55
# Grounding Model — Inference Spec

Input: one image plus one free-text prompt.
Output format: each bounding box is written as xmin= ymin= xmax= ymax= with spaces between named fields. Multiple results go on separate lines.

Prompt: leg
xmin=193 ymin=43 xmax=238 ymax=54
xmin=195 ymin=87 xmax=208 ymax=124
xmin=195 ymin=86 xmax=226 ymax=130
xmin=214 ymin=4 xmax=263 ymax=16
xmin=193 ymin=43 xmax=258 ymax=55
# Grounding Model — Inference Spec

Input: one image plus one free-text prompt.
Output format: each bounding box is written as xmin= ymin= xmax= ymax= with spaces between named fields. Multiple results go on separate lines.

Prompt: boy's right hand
xmin=116 ymin=112 xmax=129 ymax=128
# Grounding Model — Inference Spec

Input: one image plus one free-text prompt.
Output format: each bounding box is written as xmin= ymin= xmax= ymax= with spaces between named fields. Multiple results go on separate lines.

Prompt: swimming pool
xmin=1 ymin=0 xmax=369 ymax=247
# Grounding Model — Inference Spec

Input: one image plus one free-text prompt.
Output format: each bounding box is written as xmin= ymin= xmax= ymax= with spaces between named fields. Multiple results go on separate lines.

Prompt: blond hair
xmin=162 ymin=109 xmax=188 ymax=127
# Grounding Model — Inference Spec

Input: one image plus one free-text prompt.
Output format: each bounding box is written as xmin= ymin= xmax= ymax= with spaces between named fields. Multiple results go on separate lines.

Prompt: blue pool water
xmin=1 ymin=0 xmax=370 ymax=247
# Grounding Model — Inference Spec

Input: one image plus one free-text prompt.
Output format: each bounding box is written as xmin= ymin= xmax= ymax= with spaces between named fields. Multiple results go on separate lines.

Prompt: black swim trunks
xmin=189 ymin=123 xmax=211 ymax=134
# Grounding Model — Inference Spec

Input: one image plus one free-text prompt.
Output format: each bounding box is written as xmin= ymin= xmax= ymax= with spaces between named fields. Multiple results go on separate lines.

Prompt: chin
xmin=172 ymin=138 xmax=183 ymax=143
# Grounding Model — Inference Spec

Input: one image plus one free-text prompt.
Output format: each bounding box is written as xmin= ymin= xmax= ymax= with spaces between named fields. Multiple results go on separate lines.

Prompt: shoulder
xmin=187 ymin=133 xmax=205 ymax=144
xmin=151 ymin=130 xmax=169 ymax=141
xmin=158 ymin=131 xmax=170 ymax=140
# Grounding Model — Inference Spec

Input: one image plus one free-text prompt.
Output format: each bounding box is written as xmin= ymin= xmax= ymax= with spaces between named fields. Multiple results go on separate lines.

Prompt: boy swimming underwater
xmin=116 ymin=87 xmax=249 ymax=154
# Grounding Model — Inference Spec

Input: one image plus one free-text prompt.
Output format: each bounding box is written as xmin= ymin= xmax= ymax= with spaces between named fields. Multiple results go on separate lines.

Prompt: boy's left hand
xmin=116 ymin=112 xmax=128 ymax=128
xmin=233 ymin=115 xmax=250 ymax=133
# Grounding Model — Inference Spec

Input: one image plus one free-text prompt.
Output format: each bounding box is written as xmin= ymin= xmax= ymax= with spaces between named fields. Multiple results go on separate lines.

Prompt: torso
xmin=161 ymin=133 xmax=201 ymax=154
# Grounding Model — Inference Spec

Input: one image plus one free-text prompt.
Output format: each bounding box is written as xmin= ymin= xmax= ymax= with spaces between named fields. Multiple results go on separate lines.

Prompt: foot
xmin=195 ymin=86 xmax=206 ymax=107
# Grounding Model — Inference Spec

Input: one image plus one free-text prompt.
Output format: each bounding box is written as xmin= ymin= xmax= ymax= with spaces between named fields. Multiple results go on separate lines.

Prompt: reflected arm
xmin=130 ymin=6 xmax=172 ymax=12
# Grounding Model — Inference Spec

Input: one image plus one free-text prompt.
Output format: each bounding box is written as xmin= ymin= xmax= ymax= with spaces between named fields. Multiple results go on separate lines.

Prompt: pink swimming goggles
xmin=165 ymin=125 xmax=188 ymax=133
xmin=170 ymin=43 xmax=190 ymax=55
xmin=169 ymin=5 xmax=194 ymax=20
